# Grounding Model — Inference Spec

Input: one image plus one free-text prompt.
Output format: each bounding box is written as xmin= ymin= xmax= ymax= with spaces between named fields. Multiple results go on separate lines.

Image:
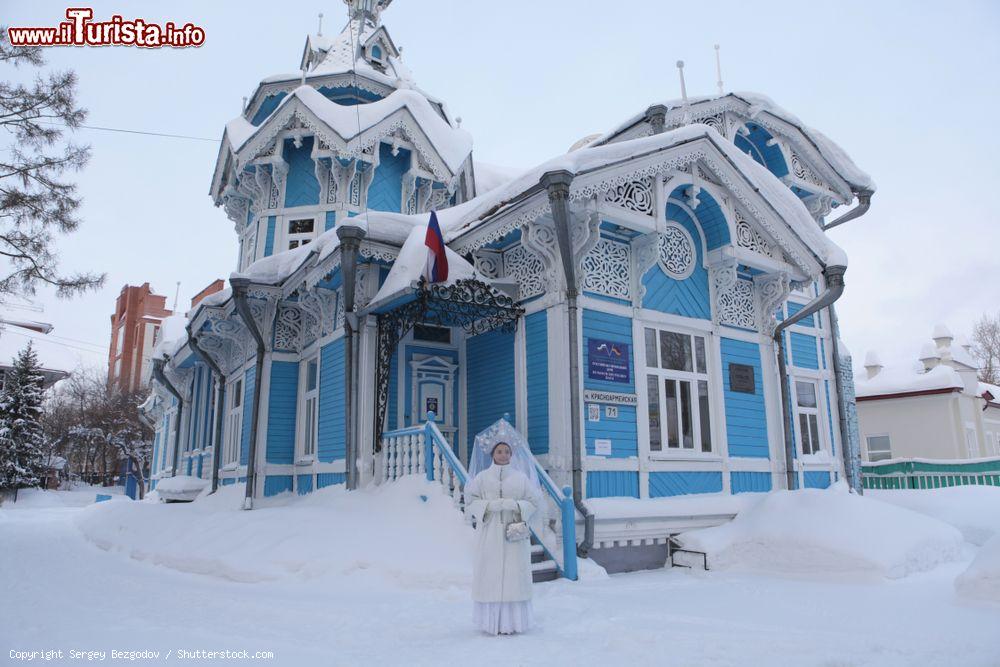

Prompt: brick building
xmin=107 ymin=284 xmax=172 ymax=392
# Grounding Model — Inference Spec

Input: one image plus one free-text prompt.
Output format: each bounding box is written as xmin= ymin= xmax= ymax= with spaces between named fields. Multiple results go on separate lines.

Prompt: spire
xmin=344 ymin=0 xmax=393 ymax=24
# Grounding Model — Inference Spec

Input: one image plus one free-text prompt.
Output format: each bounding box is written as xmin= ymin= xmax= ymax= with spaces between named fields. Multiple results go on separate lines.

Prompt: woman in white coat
xmin=464 ymin=419 xmax=546 ymax=635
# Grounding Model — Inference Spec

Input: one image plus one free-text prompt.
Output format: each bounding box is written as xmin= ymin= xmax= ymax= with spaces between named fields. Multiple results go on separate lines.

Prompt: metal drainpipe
xmin=773 ymin=265 xmax=847 ymax=491
xmin=822 ymin=190 xmax=872 ymax=231
xmin=152 ymin=357 xmax=183 ymax=479
xmin=541 ymin=169 xmax=596 ymax=557
xmin=823 ymin=188 xmax=874 ymax=493
xmin=337 ymin=224 xmax=367 ymax=490
xmin=187 ymin=330 xmax=226 ymax=495
xmin=231 ymin=281 xmax=267 ymax=509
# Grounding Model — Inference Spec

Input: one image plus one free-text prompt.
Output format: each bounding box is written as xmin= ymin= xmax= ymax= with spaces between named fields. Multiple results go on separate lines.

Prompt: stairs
xmin=530 ymin=535 xmax=559 ymax=583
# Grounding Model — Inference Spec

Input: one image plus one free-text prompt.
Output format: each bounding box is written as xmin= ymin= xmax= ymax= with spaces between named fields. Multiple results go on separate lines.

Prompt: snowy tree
xmin=0 ymin=28 xmax=104 ymax=298
xmin=972 ymin=312 xmax=1000 ymax=385
xmin=0 ymin=342 xmax=47 ymax=489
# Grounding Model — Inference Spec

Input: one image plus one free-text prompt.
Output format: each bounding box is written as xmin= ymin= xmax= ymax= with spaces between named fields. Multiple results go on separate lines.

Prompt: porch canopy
xmin=362 ymin=227 xmax=524 ymax=444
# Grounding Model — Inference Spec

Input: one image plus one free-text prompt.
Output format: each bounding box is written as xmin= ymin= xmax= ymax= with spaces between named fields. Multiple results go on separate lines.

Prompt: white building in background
xmin=856 ymin=325 xmax=1000 ymax=462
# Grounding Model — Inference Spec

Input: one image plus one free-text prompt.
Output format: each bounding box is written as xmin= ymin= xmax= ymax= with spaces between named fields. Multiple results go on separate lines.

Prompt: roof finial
xmin=714 ymin=44 xmax=724 ymax=95
xmin=317 ymin=12 xmax=324 ymax=36
xmin=676 ymin=60 xmax=691 ymax=124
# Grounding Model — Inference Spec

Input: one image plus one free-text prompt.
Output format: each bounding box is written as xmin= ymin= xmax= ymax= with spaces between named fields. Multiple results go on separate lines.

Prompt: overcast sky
xmin=4 ymin=0 xmax=999 ymax=378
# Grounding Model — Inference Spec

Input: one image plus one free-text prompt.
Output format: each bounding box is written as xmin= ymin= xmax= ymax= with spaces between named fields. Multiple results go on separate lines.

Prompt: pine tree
xmin=0 ymin=342 xmax=47 ymax=489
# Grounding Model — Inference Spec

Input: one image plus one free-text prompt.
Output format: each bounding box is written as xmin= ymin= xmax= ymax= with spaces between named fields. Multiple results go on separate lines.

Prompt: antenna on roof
xmin=455 ymin=116 xmax=462 ymax=129
xmin=172 ymin=282 xmax=180 ymax=313
xmin=714 ymin=44 xmax=724 ymax=95
xmin=676 ymin=60 xmax=691 ymax=124
xmin=318 ymin=12 xmax=324 ymax=36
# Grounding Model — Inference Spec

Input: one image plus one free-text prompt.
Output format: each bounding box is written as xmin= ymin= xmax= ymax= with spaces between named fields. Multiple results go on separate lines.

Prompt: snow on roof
xmin=227 ymin=86 xmax=472 ymax=174
xmin=368 ymin=225 xmax=485 ymax=308
xmin=152 ymin=313 xmax=190 ymax=360
xmin=289 ymin=18 xmax=414 ymax=90
xmin=199 ymin=287 xmax=232 ymax=309
xmin=863 ymin=350 xmax=882 ymax=367
xmin=441 ymin=123 xmax=847 ymax=270
xmin=473 ymin=161 xmax=522 ymax=195
xmin=979 ymin=382 xmax=1000 ymax=403
xmin=588 ymin=92 xmax=875 ymax=193
xmin=855 ymin=364 xmax=963 ymax=398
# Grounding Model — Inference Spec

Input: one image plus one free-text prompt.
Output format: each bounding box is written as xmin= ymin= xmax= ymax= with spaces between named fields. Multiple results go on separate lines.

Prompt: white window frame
xmin=865 ymin=433 xmax=892 ymax=462
xmin=224 ymin=376 xmax=244 ymax=467
xmin=793 ymin=377 xmax=823 ymax=456
xmin=641 ymin=325 xmax=715 ymax=457
xmin=284 ymin=213 xmax=321 ymax=250
xmin=297 ymin=356 xmax=320 ymax=461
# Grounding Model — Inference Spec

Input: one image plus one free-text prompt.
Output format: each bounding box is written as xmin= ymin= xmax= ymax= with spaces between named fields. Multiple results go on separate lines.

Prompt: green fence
xmin=862 ymin=457 xmax=1000 ymax=490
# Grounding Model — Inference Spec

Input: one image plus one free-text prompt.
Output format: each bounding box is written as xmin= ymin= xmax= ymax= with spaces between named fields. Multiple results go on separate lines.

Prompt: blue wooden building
xmin=144 ymin=0 xmax=875 ymax=574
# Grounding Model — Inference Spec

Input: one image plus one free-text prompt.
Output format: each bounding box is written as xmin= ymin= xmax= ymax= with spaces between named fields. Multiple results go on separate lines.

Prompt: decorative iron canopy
xmin=374 ymin=278 xmax=523 ymax=446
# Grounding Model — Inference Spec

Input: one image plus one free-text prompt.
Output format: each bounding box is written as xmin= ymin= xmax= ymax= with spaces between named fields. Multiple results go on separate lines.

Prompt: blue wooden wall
xmin=318 ymin=339 xmax=345 ymax=462
xmin=317 ymin=472 xmax=346 ymax=488
xmin=283 ymin=137 xmax=320 ymax=208
xmin=467 ymin=329 xmax=516 ymax=460
xmin=641 ymin=203 xmax=711 ymax=318
xmin=240 ymin=366 xmax=255 ymax=467
xmin=730 ymin=471 xmax=773 ymax=493
xmin=720 ymin=337 xmax=770 ymax=458
xmin=804 ymin=471 xmax=831 ymax=489
xmin=266 ymin=361 xmax=299 ymax=464
xmin=582 ymin=309 xmax=638 ymax=458
xmin=790 ymin=332 xmax=819 ymax=370
xmin=586 ymin=470 xmax=639 ymax=498
xmin=367 ymin=144 xmax=409 ymax=213
xmin=263 ymin=475 xmax=293 ymax=497
xmin=525 ymin=311 xmax=549 ymax=455
xmin=648 ymin=471 xmax=723 ymax=497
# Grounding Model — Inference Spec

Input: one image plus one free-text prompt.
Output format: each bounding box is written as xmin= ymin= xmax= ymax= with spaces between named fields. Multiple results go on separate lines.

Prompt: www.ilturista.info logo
xmin=7 ymin=8 xmax=205 ymax=48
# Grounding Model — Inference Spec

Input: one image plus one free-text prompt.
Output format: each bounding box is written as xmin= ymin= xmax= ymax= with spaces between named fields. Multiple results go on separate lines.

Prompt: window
xmin=644 ymin=327 xmax=713 ymax=453
xmin=866 ymin=435 xmax=892 ymax=462
xmin=225 ymin=377 xmax=243 ymax=465
xmin=299 ymin=357 xmax=319 ymax=458
xmin=414 ymin=324 xmax=451 ymax=343
xmin=794 ymin=379 xmax=822 ymax=455
xmin=287 ymin=218 xmax=315 ymax=249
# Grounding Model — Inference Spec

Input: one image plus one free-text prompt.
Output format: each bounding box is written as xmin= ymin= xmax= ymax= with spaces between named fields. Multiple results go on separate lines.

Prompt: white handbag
xmin=505 ymin=520 xmax=530 ymax=542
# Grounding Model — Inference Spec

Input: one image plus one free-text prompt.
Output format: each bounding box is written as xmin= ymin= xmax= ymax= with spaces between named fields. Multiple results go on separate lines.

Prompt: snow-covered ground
xmin=2 ymin=481 xmax=999 ymax=666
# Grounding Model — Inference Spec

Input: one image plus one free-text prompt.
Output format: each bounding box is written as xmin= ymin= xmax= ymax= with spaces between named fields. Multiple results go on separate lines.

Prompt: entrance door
xmin=410 ymin=354 xmax=458 ymax=448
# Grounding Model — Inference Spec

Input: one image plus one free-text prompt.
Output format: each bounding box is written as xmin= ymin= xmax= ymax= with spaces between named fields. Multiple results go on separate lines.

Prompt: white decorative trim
xmin=657 ymin=222 xmax=696 ymax=280
xmin=581 ymin=238 xmax=631 ymax=300
xmin=754 ymin=271 xmax=791 ymax=336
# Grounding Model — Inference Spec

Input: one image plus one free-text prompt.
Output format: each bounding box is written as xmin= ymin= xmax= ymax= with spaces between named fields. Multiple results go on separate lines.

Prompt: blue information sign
xmin=587 ymin=339 xmax=630 ymax=384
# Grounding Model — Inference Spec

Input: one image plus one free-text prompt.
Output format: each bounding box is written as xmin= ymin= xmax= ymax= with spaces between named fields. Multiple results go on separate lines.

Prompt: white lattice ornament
xmin=657 ymin=222 xmax=696 ymax=280
xmin=581 ymin=238 xmax=631 ymax=300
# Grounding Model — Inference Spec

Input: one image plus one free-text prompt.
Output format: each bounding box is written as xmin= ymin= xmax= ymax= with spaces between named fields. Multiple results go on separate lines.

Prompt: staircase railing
xmin=379 ymin=411 xmax=578 ymax=581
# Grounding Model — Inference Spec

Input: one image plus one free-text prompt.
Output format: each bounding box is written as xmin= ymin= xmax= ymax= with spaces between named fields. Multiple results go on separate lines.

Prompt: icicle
xmin=714 ymin=44 xmax=724 ymax=95
xmin=676 ymin=60 xmax=691 ymax=124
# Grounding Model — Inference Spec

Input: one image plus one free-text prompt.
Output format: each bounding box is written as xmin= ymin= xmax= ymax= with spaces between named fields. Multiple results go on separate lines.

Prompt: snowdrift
xmin=676 ymin=483 xmax=964 ymax=579
xmin=956 ymin=534 xmax=1000 ymax=603
xmin=76 ymin=476 xmax=475 ymax=588
xmin=868 ymin=486 xmax=1000 ymax=546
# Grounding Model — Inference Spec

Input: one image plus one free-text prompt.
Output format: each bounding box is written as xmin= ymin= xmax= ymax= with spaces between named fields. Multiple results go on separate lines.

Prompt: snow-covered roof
xmin=441 ymin=123 xmax=847 ymax=270
xmin=855 ymin=364 xmax=964 ymax=399
xmin=473 ymin=161 xmax=522 ymax=195
xmin=588 ymin=92 xmax=875 ymax=194
xmin=224 ymin=86 xmax=472 ymax=175
xmin=367 ymin=225 xmax=486 ymax=310
xmin=151 ymin=313 xmax=190 ymax=360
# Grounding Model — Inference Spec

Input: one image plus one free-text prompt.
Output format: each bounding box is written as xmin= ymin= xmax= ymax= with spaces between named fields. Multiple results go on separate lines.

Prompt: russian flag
xmin=423 ymin=210 xmax=449 ymax=284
